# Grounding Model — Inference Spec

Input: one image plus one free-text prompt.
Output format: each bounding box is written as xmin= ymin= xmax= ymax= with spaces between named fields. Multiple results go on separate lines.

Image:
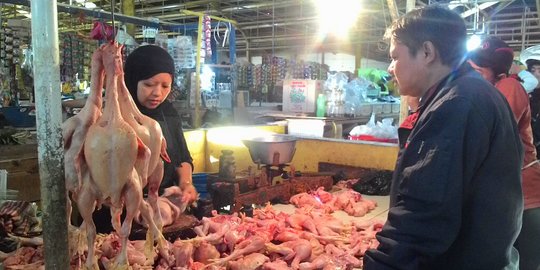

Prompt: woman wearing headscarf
xmin=469 ymin=36 xmax=540 ymax=270
xmin=92 ymin=45 xmax=197 ymax=233
xmin=123 ymin=45 xmax=196 ymax=200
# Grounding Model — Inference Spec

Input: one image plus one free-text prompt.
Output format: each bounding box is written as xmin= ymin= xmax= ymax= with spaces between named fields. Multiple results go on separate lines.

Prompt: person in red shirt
xmin=469 ymin=37 xmax=540 ymax=270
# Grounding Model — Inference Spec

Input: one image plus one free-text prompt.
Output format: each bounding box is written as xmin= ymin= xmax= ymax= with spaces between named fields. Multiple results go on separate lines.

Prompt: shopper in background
xmin=92 ymin=45 xmax=198 ymax=233
xmin=509 ymin=60 xmax=538 ymax=93
xmin=363 ymin=6 xmax=523 ymax=270
xmin=469 ymin=37 xmax=540 ymax=270
xmin=526 ymin=58 xmax=540 ymax=159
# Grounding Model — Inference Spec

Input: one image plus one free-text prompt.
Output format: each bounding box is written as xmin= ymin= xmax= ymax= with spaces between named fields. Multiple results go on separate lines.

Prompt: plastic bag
xmin=343 ymin=77 xmax=372 ymax=116
xmin=115 ymin=25 xmax=137 ymax=46
xmin=349 ymin=113 xmax=398 ymax=142
xmin=90 ymin=21 xmax=114 ymax=41
xmin=351 ymin=170 xmax=393 ymax=195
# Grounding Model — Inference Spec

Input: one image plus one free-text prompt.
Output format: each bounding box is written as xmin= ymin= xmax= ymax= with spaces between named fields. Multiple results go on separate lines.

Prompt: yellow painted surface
xmin=291 ymin=139 xmax=399 ymax=171
xmin=184 ymin=129 xmax=206 ymax=173
xmin=185 ymin=126 xmax=398 ymax=173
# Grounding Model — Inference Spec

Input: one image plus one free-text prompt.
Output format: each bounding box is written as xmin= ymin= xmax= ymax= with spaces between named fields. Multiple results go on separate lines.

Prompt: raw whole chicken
xmin=116 ymin=60 xmax=172 ymax=231
xmin=136 ymin=186 xmax=184 ymax=227
xmin=62 ymin=47 xmax=104 ymax=224
xmin=263 ymin=259 xmax=291 ymax=270
xmin=193 ymin=241 xmax=220 ymax=264
xmin=171 ymin=240 xmax=194 ymax=268
xmin=229 ymin=253 xmax=270 ymax=270
xmin=74 ymin=43 xmax=167 ymax=269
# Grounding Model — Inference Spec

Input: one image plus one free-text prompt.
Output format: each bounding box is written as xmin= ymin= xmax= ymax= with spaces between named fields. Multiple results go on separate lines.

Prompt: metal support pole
xmin=194 ymin=14 xmax=203 ymax=128
xmin=180 ymin=9 xmax=238 ymax=128
xmin=229 ymin=25 xmax=236 ymax=64
xmin=30 ymin=0 xmax=69 ymax=269
xmin=354 ymin=44 xmax=362 ymax=72
xmin=4 ymin=0 xmax=160 ymax=28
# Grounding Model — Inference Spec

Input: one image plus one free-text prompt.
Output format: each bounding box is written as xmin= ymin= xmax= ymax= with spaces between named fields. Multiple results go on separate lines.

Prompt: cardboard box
xmin=282 ymin=80 xmax=324 ymax=113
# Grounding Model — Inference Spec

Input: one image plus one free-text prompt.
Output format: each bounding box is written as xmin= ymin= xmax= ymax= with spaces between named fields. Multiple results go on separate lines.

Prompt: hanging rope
xmin=110 ymin=0 xmax=116 ymax=40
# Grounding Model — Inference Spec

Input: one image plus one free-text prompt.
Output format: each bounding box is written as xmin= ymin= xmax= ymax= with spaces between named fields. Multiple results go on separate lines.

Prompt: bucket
xmin=192 ymin=173 xmax=208 ymax=198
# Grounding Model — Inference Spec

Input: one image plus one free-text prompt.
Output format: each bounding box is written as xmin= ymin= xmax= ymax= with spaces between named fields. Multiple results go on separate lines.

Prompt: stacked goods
xmin=0 ymin=23 xmax=31 ymax=105
xmin=236 ymin=64 xmax=253 ymax=89
xmin=169 ymin=36 xmax=195 ymax=69
xmin=60 ymin=34 xmax=97 ymax=83
xmin=0 ymin=27 xmax=18 ymax=69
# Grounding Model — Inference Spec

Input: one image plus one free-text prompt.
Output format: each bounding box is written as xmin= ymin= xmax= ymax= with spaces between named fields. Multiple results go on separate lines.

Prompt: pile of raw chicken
xmin=4 ymin=199 xmax=382 ymax=270
xmin=290 ymin=187 xmax=377 ymax=217
xmin=1 ymin=43 xmax=384 ymax=269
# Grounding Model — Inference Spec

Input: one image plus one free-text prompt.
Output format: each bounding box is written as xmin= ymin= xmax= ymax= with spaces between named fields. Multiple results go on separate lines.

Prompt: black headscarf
xmin=124 ymin=45 xmax=175 ymax=115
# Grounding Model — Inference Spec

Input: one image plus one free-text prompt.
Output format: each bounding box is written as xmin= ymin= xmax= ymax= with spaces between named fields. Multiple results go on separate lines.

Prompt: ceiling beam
xmin=537 ymin=0 xmax=540 ymax=28
xmin=461 ymin=1 xmax=498 ymax=19
xmin=386 ymin=0 xmax=400 ymax=20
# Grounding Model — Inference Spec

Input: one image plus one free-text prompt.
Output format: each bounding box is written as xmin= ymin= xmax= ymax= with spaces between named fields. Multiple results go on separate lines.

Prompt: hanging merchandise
xmin=155 ymin=33 xmax=169 ymax=50
xmin=142 ymin=18 xmax=160 ymax=44
xmin=169 ymin=36 xmax=195 ymax=69
xmin=60 ymin=33 xmax=98 ymax=88
xmin=21 ymin=47 xmax=32 ymax=76
xmin=1 ymin=21 xmax=32 ymax=106
xmin=203 ymin=15 xmax=212 ymax=58
xmin=213 ymin=22 xmax=230 ymax=48
xmin=115 ymin=25 xmax=137 ymax=64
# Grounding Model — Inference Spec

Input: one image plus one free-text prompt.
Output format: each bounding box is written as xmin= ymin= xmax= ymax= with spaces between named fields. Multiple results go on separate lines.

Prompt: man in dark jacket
xmin=363 ymin=6 xmax=523 ymax=270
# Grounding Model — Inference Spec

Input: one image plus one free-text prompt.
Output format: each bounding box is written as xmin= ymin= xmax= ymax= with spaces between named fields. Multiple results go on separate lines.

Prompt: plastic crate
xmin=193 ymin=173 xmax=209 ymax=198
xmin=0 ymin=106 xmax=36 ymax=128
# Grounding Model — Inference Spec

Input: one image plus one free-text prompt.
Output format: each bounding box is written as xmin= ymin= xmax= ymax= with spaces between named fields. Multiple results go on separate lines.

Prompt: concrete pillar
xmin=30 ymin=0 xmax=69 ymax=268
xmin=122 ymin=0 xmax=136 ymax=36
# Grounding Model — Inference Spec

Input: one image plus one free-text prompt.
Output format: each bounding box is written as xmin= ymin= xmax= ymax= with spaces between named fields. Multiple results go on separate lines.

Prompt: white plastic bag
xmin=350 ymin=113 xmax=398 ymax=140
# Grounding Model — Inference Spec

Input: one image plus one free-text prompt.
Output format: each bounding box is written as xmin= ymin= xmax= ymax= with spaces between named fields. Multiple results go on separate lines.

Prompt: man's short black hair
xmin=526 ymin=59 xmax=540 ymax=71
xmin=384 ymin=5 xmax=467 ymax=68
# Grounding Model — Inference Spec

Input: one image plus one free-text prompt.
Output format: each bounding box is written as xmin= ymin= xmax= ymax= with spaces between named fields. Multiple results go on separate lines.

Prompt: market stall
xmin=3 ymin=0 xmax=536 ymax=269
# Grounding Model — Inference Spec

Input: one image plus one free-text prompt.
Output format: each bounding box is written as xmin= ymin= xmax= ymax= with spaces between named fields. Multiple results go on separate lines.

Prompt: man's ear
xmin=422 ymin=41 xmax=437 ymax=63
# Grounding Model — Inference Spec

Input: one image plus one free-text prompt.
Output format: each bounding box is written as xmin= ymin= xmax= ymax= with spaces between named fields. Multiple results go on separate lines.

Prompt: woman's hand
xmin=181 ymin=183 xmax=199 ymax=204
xmin=177 ymin=163 xmax=198 ymax=204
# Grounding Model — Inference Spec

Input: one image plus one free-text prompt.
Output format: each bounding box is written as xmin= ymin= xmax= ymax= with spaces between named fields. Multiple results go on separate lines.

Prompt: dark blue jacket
xmin=364 ymin=66 xmax=523 ymax=270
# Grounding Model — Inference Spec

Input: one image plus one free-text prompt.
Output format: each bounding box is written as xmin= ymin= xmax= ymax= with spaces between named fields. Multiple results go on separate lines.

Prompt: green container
xmin=316 ymin=94 xmax=326 ymax=117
